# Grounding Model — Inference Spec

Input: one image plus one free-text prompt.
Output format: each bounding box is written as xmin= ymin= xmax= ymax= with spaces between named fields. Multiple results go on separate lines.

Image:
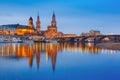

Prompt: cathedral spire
xmin=36 ymin=12 xmax=41 ymax=32
xmin=37 ymin=12 xmax=40 ymax=21
xmin=52 ymin=11 xmax=56 ymax=21
xmin=51 ymin=11 xmax=56 ymax=27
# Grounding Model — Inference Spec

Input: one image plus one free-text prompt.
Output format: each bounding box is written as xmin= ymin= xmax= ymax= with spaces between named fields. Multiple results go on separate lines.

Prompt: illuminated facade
xmin=44 ymin=12 xmax=63 ymax=39
xmin=28 ymin=17 xmax=34 ymax=29
xmin=0 ymin=24 xmax=28 ymax=35
xmin=36 ymin=13 xmax=41 ymax=32
xmin=0 ymin=17 xmax=35 ymax=36
xmin=81 ymin=29 xmax=101 ymax=37
xmin=0 ymin=12 xmax=76 ymax=38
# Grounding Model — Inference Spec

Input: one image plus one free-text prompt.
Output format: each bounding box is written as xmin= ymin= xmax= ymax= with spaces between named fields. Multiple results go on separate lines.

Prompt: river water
xmin=0 ymin=42 xmax=120 ymax=80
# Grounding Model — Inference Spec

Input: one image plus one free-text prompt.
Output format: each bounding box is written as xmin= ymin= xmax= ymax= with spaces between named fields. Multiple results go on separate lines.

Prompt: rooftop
xmin=0 ymin=24 xmax=28 ymax=29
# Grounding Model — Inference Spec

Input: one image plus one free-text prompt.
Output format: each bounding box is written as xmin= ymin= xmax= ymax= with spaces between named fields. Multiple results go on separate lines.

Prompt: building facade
xmin=36 ymin=13 xmax=41 ymax=32
xmin=44 ymin=12 xmax=63 ymax=39
xmin=0 ymin=12 xmax=77 ymax=39
xmin=81 ymin=30 xmax=101 ymax=37
xmin=0 ymin=17 xmax=35 ymax=36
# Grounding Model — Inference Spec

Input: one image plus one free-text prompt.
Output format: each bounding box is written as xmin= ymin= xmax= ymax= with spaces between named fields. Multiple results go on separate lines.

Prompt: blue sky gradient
xmin=0 ymin=0 xmax=120 ymax=35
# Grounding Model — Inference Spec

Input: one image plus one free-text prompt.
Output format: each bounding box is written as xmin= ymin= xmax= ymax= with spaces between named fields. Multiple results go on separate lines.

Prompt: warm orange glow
xmin=17 ymin=28 xmax=34 ymax=35
xmin=17 ymin=44 xmax=20 ymax=56
xmin=12 ymin=44 xmax=16 ymax=55
xmin=7 ymin=44 xmax=10 ymax=56
xmin=2 ymin=46 xmax=4 ymax=56
xmin=46 ymin=51 xmax=48 ymax=62
xmin=0 ymin=42 xmax=117 ymax=70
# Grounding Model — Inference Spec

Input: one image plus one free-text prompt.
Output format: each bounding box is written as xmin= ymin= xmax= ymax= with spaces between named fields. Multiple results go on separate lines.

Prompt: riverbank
xmin=96 ymin=42 xmax=120 ymax=50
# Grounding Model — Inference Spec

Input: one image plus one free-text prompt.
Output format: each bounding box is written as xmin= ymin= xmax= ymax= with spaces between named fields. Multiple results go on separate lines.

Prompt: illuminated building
xmin=27 ymin=17 xmax=35 ymax=35
xmin=44 ymin=12 xmax=63 ymax=39
xmin=0 ymin=12 xmax=76 ymax=39
xmin=0 ymin=17 xmax=35 ymax=36
xmin=81 ymin=29 xmax=101 ymax=36
xmin=28 ymin=17 xmax=34 ymax=29
xmin=0 ymin=24 xmax=28 ymax=35
xmin=36 ymin=13 xmax=41 ymax=32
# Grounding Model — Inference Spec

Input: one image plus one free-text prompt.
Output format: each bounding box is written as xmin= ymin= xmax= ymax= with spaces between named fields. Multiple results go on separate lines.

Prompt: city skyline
xmin=0 ymin=0 xmax=120 ymax=35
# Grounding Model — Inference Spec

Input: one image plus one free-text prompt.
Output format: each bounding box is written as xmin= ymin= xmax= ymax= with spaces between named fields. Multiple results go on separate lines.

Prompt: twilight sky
xmin=0 ymin=0 xmax=120 ymax=35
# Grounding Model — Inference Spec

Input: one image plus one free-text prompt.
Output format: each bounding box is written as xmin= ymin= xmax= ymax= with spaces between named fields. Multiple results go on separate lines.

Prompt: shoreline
xmin=96 ymin=42 xmax=120 ymax=50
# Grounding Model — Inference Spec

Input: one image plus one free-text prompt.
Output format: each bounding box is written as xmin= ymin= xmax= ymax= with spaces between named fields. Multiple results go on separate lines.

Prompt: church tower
xmin=45 ymin=12 xmax=58 ymax=39
xmin=51 ymin=12 xmax=57 ymax=27
xmin=28 ymin=17 xmax=34 ymax=29
xmin=36 ymin=13 xmax=41 ymax=32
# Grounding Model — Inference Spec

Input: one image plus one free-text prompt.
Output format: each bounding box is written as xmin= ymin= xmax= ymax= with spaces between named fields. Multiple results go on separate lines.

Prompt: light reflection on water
xmin=0 ymin=42 xmax=120 ymax=80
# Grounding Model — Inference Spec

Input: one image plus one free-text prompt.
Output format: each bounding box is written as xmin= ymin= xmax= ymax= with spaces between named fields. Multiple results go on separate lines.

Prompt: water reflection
xmin=0 ymin=42 xmax=118 ymax=71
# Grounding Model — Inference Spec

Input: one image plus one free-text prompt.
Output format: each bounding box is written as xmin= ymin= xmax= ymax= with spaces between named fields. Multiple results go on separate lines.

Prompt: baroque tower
xmin=44 ymin=12 xmax=60 ymax=39
xmin=28 ymin=17 xmax=34 ymax=29
xmin=36 ymin=13 xmax=41 ymax=32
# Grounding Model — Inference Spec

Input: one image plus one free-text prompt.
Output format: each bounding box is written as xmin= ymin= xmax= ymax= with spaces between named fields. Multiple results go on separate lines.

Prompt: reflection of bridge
xmin=55 ymin=35 xmax=120 ymax=43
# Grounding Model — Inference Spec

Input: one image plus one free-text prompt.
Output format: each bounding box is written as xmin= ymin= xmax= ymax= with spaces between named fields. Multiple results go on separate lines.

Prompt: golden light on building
xmin=17 ymin=28 xmax=27 ymax=35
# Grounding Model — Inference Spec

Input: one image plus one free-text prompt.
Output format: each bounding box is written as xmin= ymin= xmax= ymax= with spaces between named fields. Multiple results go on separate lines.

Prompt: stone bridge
xmin=55 ymin=35 xmax=120 ymax=43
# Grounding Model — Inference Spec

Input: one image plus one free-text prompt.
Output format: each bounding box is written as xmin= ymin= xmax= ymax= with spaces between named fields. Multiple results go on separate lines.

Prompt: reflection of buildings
xmin=46 ymin=43 xmax=57 ymax=71
xmin=35 ymin=43 xmax=41 ymax=69
xmin=0 ymin=42 xmax=117 ymax=71
xmin=0 ymin=43 xmax=58 ymax=71
xmin=77 ymin=43 xmax=101 ymax=54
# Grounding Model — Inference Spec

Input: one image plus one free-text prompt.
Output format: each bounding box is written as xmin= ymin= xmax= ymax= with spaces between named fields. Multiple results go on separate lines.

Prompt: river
xmin=0 ymin=42 xmax=120 ymax=80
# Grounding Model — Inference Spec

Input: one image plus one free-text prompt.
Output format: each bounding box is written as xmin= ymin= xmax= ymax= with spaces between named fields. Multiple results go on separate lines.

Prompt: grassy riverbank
xmin=96 ymin=42 xmax=120 ymax=50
